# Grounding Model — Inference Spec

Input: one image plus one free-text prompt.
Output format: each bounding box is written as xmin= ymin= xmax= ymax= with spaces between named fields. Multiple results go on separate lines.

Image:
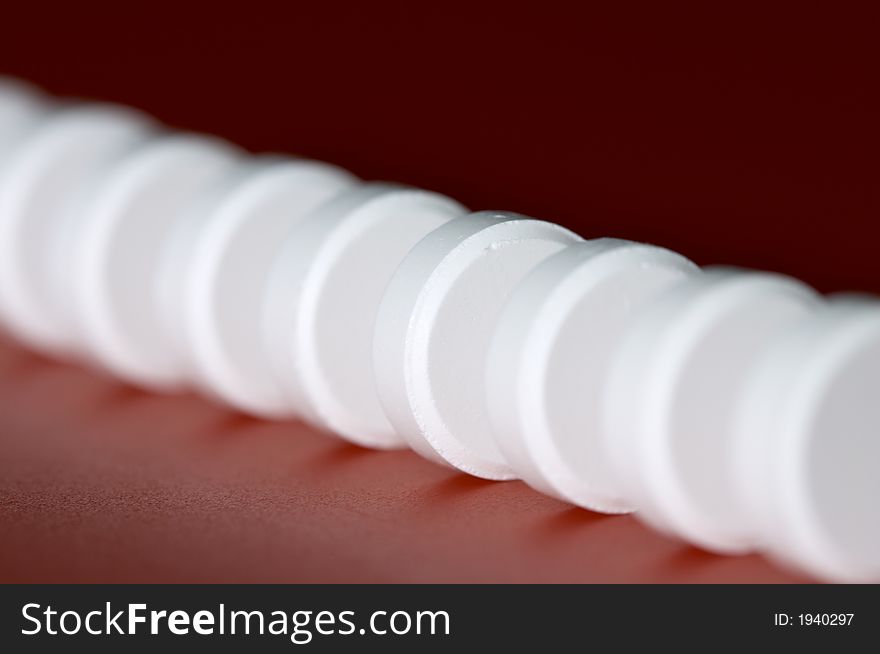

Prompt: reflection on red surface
xmin=0 ymin=334 xmax=808 ymax=583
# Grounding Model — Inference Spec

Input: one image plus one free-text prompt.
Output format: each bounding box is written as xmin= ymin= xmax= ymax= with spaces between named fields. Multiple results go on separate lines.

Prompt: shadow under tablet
xmin=0 ymin=331 xmax=811 ymax=584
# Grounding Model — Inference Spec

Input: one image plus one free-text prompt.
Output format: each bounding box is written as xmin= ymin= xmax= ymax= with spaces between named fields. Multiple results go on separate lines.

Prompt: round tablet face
xmin=602 ymin=276 xmax=700 ymax=504
xmin=264 ymin=184 xmax=466 ymax=446
xmin=172 ymin=157 xmax=357 ymax=418
xmin=155 ymin=159 xmax=255 ymax=366
xmin=487 ymin=240 xmax=699 ymax=512
xmin=0 ymin=105 xmax=154 ymax=354
xmin=373 ymin=212 xmax=583 ymax=479
xmin=746 ymin=300 xmax=880 ymax=582
xmin=607 ymin=268 xmax=819 ymax=553
xmin=729 ymin=305 xmax=831 ymax=547
xmin=74 ymin=134 xmax=243 ymax=390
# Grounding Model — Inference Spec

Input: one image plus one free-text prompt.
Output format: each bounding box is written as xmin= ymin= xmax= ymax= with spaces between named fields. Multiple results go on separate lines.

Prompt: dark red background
xmin=1 ymin=2 xmax=876 ymax=582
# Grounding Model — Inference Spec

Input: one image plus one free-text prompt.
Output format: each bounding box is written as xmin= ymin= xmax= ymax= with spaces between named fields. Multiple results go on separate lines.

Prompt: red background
xmin=1 ymin=2 xmax=876 ymax=582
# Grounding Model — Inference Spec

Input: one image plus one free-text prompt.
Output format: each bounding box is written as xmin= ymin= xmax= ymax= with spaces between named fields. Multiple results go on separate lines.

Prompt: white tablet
xmin=0 ymin=104 xmax=153 ymax=354
xmin=487 ymin=239 xmax=698 ymax=512
xmin=73 ymin=134 xmax=242 ymax=389
xmin=264 ymin=184 xmax=465 ymax=446
xmin=734 ymin=297 xmax=880 ymax=582
xmin=373 ymin=211 xmax=582 ymax=479
xmin=603 ymin=268 xmax=819 ymax=552
xmin=167 ymin=157 xmax=357 ymax=417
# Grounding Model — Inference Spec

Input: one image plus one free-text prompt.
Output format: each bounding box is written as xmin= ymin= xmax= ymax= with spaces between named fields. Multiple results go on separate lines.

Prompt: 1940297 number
xmin=798 ymin=613 xmax=854 ymax=626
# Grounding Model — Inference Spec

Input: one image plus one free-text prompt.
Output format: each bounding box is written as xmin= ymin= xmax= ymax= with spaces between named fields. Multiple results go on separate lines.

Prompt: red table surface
xmin=0 ymin=335 xmax=809 ymax=583
xmin=1 ymin=2 xmax=877 ymax=583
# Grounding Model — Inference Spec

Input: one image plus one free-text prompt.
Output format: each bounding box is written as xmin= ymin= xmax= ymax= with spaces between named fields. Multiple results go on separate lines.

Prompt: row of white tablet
xmin=1 ymin=78 xmax=877 ymax=583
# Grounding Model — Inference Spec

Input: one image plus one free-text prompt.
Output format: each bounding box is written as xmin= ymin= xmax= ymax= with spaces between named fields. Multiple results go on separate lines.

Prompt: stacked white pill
xmin=487 ymin=240 xmax=699 ymax=511
xmin=0 ymin=77 xmax=877 ymax=583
